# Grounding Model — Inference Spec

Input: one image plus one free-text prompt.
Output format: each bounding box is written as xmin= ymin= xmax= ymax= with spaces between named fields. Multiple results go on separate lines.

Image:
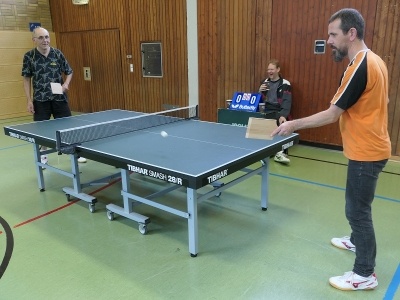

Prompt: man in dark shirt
xmin=259 ymin=59 xmax=292 ymax=164
xmin=22 ymin=27 xmax=86 ymax=164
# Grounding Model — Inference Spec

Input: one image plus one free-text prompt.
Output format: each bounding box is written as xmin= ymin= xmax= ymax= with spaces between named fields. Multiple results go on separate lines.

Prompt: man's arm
xmin=62 ymin=73 xmax=73 ymax=92
xmin=271 ymin=104 xmax=344 ymax=136
xmin=278 ymin=88 xmax=292 ymax=123
xmin=23 ymin=76 xmax=34 ymax=114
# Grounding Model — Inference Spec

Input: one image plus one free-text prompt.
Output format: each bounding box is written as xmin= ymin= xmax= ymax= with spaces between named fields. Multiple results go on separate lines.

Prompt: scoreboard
xmin=229 ymin=92 xmax=262 ymax=112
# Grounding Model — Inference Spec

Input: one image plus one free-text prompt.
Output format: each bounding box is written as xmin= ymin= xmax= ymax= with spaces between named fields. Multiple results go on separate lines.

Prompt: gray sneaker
xmin=274 ymin=151 xmax=290 ymax=164
xmin=77 ymin=157 xmax=87 ymax=163
xmin=40 ymin=155 xmax=48 ymax=164
xmin=40 ymin=155 xmax=48 ymax=169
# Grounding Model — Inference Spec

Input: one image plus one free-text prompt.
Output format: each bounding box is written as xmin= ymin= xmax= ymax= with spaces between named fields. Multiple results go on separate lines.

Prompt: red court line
xmin=13 ymin=200 xmax=79 ymax=228
xmin=12 ymin=176 xmax=122 ymax=229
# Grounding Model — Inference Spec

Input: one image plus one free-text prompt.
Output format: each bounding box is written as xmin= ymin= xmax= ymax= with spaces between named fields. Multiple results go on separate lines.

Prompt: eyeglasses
xmin=34 ymin=35 xmax=50 ymax=41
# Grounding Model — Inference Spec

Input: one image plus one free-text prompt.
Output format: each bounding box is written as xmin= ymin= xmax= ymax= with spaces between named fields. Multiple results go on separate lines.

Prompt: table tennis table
xmin=4 ymin=106 xmax=298 ymax=257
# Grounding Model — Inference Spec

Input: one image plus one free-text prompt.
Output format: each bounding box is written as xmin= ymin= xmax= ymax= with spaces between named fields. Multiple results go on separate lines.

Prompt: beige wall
xmin=0 ymin=0 xmax=53 ymax=119
xmin=0 ymin=31 xmax=56 ymax=119
xmin=0 ymin=0 xmax=52 ymax=31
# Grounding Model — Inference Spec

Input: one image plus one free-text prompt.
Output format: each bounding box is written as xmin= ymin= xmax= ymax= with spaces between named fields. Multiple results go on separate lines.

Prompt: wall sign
xmin=29 ymin=22 xmax=41 ymax=31
xmin=72 ymin=0 xmax=89 ymax=4
xmin=141 ymin=43 xmax=163 ymax=77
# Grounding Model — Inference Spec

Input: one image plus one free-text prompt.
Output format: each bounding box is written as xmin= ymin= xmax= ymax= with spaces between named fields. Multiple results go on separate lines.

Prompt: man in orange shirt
xmin=272 ymin=8 xmax=391 ymax=291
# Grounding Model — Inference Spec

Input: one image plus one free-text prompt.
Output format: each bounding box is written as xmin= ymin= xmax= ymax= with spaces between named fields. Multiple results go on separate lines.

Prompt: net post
xmin=55 ymin=130 xmax=62 ymax=154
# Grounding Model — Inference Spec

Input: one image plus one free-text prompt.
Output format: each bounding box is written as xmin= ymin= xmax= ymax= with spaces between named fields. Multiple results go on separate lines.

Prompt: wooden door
xmin=60 ymin=30 xmax=125 ymax=113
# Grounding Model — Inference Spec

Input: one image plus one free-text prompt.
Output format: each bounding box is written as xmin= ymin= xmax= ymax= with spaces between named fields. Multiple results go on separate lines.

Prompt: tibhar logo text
xmin=231 ymin=123 xmax=247 ymax=127
xmin=207 ymin=169 xmax=228 ymax=183
xmin=9 ymin=132 xmax=35 ymax=143
xmin=127 ymin=164 xmax=148 ymax=175
xmin=282 ymin=141 xmax=294 ymax=150
xmin=127 ymin=164 xmax=183 ymax=185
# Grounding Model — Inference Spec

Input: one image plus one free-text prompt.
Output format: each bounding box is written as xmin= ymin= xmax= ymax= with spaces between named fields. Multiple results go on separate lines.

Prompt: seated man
xmin=258 ymin=59 xmax=292 ymax=164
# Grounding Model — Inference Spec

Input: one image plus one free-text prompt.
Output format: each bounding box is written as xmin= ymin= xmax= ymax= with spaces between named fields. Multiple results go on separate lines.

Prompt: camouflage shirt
xmin=22 ymin=47 xmax=73 ymax=102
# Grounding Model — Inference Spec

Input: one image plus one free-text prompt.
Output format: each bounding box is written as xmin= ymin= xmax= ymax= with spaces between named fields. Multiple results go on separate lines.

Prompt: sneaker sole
xmin=329 ymin=281 xmax=377 ymax=291
xmin=274 ymin=160 xmax=290 ymax=164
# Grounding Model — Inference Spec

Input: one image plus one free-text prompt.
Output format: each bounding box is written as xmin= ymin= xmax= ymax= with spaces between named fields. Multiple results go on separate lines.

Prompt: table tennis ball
xmin=160 ymin=131 xmax=168 ymax=137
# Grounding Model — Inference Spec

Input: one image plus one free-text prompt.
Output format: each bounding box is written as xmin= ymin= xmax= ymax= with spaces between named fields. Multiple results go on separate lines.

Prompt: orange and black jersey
xmin=330 ymin=49 xmax=391 ymax=161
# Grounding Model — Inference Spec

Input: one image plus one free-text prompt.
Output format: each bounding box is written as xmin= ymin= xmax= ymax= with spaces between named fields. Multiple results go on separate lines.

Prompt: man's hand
xmin=259 ymin=83 xmax=269 ymax=92
xmin=278 ymin=116 xmax=287 ymax=125
xmin=62 ymin=83 xmax=69 ymax=93
xmin=271 ymin=120 xmax=296 ymax=137
xmin=27 ymin=101 xmax=34 ymax=114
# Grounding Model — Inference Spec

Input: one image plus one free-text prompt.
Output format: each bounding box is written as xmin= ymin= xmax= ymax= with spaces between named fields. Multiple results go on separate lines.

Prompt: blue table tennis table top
xmin=4 ymin=109 xmax=299 ymax=189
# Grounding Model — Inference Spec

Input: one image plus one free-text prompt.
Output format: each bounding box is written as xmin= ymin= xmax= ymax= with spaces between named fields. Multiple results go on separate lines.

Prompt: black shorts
xmin=33 ymin=101 xmax=72 ymax=121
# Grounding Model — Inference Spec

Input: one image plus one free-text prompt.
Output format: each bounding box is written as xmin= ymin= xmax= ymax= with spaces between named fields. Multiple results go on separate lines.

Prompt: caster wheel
xmin=138 ymin=223 xmax=148 ymax=235
xmin=65 ymin=194 xmax=71 ymax=201
xmin=89 ymin=203 xmax=95 ymax=213
xmin=106 ymin=210 xmax=114 ymax=221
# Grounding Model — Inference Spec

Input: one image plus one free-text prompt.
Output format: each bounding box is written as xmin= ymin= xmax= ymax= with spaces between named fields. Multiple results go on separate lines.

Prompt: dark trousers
xmin=33 ymin=101 xmax=71 ymax=121
xmin=345 ymin=159 xmax=387 ymax=277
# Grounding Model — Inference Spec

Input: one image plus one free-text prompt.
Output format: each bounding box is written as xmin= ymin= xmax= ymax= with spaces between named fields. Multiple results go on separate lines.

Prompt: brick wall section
xmin=0 ymin=0 xmax=52 ymax=31
xmin=0 ymin=0 xmax=54 ymax=119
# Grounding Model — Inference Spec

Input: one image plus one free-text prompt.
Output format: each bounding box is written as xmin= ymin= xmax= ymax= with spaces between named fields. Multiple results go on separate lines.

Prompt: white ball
xmin=160 ymin=131 xmax=168 ymax=137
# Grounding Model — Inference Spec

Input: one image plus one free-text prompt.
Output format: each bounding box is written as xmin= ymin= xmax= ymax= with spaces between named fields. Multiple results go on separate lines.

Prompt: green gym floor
xmin=1 ymin=116 xmax=399 ymax=300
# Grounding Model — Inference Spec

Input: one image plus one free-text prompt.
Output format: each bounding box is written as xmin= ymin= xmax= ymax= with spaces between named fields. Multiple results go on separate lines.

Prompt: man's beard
xmin=332 ymin=47 xmax=347 ymax=62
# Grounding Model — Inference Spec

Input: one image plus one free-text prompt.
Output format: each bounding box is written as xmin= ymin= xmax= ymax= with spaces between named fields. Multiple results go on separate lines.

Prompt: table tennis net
xmin=56 ymin=105 xmax=198 ymax=154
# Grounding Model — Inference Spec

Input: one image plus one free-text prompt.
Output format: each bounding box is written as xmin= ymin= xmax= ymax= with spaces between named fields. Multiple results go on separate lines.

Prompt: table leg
xmin=70 ymin=154 xmax=81 ymax=193
xmin=187 ymin=187 xmax=198 ymax=257
xmin=261 ymin=159 xmax=269 ymax=210
xmin=121 ymin=169 xmax=131 ymax=213
xmin=33 ymin=144 xmax=45 ymax=191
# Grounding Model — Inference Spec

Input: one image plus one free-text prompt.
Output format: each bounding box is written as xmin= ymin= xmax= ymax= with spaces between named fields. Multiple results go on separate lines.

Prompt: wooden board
xmin=245 ymin=117 xmax=277 ymax=140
